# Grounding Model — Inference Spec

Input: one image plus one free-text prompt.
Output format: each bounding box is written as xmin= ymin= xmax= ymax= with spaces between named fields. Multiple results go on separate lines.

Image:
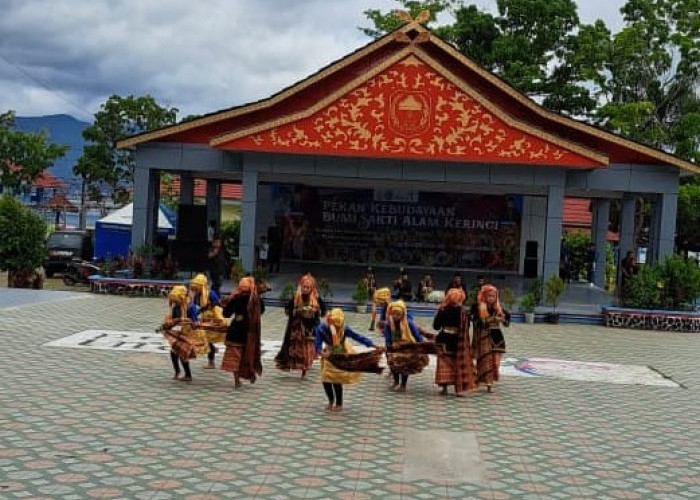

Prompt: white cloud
xmin=0 ymin=0 xmax=625 ymax=121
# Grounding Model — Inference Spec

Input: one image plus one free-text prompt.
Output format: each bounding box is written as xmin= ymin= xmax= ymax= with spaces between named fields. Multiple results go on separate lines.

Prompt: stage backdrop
xmin=271 ymin=184 xmax=522 ymax=271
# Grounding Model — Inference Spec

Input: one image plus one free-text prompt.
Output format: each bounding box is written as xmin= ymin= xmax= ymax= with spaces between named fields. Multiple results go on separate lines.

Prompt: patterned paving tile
xmin=1 ymin=293 xmax=699 ymax=499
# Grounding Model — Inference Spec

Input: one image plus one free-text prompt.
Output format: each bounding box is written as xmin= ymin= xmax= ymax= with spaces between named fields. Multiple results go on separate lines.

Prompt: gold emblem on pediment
xmin=389 ymin=90 xmax=431 ymax=137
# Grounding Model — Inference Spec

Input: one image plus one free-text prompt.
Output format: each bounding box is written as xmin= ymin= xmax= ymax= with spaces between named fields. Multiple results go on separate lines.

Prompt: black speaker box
xmin=524 ymin=257 xmax=538 ymax=278
xmin=171 ymin=239 xmax=209 ymax=273
xmin=525 ymin=240 xmax=538 ymax=259
xmin=177 ymin=205 xmax=208 ymax=240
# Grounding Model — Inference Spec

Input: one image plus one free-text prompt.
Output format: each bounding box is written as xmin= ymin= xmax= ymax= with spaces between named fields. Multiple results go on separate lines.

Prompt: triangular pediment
xmin=212 ymin=52 xmax=606 ymax=168
xmin=117 ymin=21 xmax=699 ymax=174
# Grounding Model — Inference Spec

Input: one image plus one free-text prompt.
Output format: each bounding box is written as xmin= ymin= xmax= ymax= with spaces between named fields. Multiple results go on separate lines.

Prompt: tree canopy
xmin=75 ymin=95 xmax=178 ymax=205
xmin=0 ymin=111 xmax=68 ymax=193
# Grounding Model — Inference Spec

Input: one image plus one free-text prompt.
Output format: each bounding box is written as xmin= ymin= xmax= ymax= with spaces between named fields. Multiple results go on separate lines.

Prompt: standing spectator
xmin=207 ymin=220 xmax=217 ymax=243
xmin=267 ymin=238 xmax=281 ymax=274
xmin=619 ymin=251 xmax=638 ymax=301
xmin=393 ymin=270 xmax=413 ymax=302
xmin=208 ymin=237 xmax=228 ymax=296
xmin=587 ymin=243 xmax=597 ymax=285
xmin=445 ymin=272 xmax=468 ymax=295
xmin=258 ymin=236 xmax=269 ymax=270
xmin=560 ymin=238 xmax=571 ymax=283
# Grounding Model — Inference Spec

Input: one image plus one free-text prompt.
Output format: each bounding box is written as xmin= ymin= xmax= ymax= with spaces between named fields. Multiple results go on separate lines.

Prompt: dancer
xmin=364 ymin=267 xmax=378 ymax=330
xmin=433 ymin=288 xmax=477 ymax=396
xmin=372 ymin=287 xmax=392 ymax=332
xmin=472 ymin=284 xmax=510 ymax=393
xmin=221 ymin=276 xmax=265 ymax=388
xmin=315 ymin=308 xmax=380 ymax=412
xmin=275 ymin=273 xmax=327 ymax=378
xmin=383 ymin=300 xmax=428 ymax=392
xmin=190 ymin=274 xmax=222 ymax=369
xmin=162 ymin=285 xmax=200 ymax=382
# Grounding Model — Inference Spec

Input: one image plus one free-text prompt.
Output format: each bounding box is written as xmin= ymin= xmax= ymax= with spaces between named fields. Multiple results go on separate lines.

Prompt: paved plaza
xmin=1 ymin=289 xmax=699 ymax=499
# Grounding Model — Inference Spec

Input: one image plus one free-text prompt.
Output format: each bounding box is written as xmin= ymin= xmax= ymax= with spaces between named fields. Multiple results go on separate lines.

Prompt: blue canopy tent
xmin=94 ymin=203 xmax=176 ymax=259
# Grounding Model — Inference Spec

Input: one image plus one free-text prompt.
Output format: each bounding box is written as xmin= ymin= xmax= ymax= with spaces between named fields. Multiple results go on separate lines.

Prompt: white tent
xmin=97 ymin=202 xmax=174 ymax=230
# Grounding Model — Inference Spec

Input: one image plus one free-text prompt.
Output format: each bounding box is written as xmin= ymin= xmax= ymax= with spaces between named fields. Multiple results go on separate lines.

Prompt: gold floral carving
xmin=243 ymin=56 xmax=579 ymax=164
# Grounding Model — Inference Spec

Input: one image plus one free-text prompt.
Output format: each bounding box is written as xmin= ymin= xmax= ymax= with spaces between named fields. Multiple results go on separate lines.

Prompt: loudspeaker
xmin=524 ymin=257 xmax=538 ymax=278
xmin=525 ymin=240 xmax=538 ymax=259
xmin=177 ymin=205 xmax=208 ymax=240
xmin=171 ymin=239 xmax=209 ymax=273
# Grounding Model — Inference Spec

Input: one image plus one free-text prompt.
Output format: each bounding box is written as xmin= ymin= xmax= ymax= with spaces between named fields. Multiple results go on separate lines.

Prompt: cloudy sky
xmin=0 ymin=0 xmax=626 ymax=122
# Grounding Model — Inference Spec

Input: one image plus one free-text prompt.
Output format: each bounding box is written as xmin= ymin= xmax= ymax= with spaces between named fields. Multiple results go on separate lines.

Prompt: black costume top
xmin=224 ymin=293 xmax=265 ymax=344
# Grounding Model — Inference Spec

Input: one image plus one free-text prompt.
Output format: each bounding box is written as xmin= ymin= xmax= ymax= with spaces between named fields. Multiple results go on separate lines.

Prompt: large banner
xmin=272 ymin=185 xmax=521 ymax=271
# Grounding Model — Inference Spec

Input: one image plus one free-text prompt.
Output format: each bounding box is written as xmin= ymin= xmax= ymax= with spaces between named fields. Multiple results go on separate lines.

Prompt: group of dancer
xmin=161 ymin=271 xmax=510 ymax=411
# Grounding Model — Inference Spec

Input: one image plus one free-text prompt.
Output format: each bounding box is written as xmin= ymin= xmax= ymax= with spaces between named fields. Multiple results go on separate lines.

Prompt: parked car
xmin=44 ymin=230 xmax=94 ymax=277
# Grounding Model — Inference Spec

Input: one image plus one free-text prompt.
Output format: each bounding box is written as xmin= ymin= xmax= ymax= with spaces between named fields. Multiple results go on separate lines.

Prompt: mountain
xmin=14 ymin=114 xmax=90 ymax=191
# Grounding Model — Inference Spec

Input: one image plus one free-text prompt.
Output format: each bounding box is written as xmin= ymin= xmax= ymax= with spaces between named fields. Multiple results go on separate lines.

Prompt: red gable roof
xmin=34 ymin=172 xmax=65 ymax=189
xmin=118 ymin=21 xmax=698 ymax=174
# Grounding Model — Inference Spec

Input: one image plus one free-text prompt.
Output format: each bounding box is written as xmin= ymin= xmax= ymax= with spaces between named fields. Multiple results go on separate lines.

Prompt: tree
xmin=75 ymin=95 xmax=178 ymax=214
xmin=676 ymin=182 xmax=700 ymax=253
xmin=591 ymin=0 xmax=700 ymax=161
xmin=0 ymin=111 xmax=68 ymax=193
xmin=0 ymin=195 xmax=47 ymax=287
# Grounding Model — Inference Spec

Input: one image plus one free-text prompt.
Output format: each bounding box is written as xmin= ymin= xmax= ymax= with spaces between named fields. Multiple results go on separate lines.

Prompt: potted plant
xmin=544 ymin=275 xmax=566 ymax=324
xmin=279 ymin=281 xmax=296 ymax=303
xmin=501 ymin=286 xmax=516 ymax=312
xmin=230 ymin=259 xmax=246 ymax=283
xmin=317 ymin=277 xmax=333 ymax=300
xmin=352 ymin=278 xmax=370 ymax=313
xmin=519 ymin=292 xmax=536 ymax=324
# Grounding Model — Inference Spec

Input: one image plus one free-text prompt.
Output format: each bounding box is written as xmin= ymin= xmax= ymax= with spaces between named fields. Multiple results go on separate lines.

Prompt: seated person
xmin=417 ymin=273 xmax=434 ymax=302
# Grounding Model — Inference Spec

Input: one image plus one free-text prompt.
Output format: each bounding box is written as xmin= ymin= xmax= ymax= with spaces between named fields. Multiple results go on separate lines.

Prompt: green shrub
xmin=544 ymin=275 xmax=566 ymax=312
xmin=279 ymin=281 xmax=296 ymax=302
xmin=623 ymin=255 xmax=700 ymax=310
xmin=519 ymin=293 xmax=537 ymax=313
xmin=527 ymin=277 xmax=543 ymax=305
xmin=0 ymin=195 xmax=47 ymax=287
xmin=352 ymin=279 xmax=369 ymax=304
xmin=501 ymin=286 xmax=516 ymax=311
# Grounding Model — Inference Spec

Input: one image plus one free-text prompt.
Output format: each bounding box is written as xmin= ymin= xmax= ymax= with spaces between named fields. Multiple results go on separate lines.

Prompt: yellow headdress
xmin=168 ymin=285 xmax=189 ymax=320
xmin=373 ymin=287 xmax=391 ymax=305
xmin=326 ymin=308 xmax=345 ymax=347
xmin=190 ymin=274 xmax=209 ymax=307
xmin=387 ymin=300 xmax=416 ymax=342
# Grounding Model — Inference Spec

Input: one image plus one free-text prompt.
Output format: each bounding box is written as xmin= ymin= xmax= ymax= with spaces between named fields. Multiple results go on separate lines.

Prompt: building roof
xmin=563 ymin=197 xmax=618 ymax=241
xmin=161 ymin=178 xmax=242 ymax=201
xmin=118 ymin=20 xmax=698 ymax=174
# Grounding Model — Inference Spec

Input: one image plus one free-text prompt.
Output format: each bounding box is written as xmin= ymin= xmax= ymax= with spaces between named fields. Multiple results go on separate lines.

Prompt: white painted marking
xmin=44 ymin=331 xmax=679 ymax=387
